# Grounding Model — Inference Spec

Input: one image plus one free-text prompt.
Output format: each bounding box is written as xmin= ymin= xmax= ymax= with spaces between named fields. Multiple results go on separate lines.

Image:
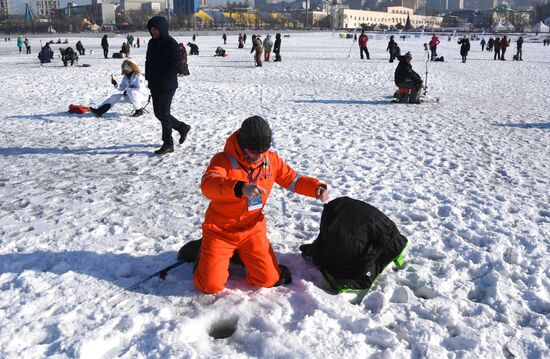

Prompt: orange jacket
xmin=201 ymin=131 xmax=324 ymax=232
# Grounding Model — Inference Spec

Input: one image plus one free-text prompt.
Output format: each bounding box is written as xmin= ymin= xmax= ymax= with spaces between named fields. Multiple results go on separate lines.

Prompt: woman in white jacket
xmin=90 ymin=60 xmax=148 ymax=117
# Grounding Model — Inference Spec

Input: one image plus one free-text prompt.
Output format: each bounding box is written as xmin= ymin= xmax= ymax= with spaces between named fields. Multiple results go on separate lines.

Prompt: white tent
xmin=533 ymin=21 xmax=550 ymax=33
xmin=503 ymin=21 xmax=515 ymax=31
xmin=491 ymin=22 xmax=506 ymax=32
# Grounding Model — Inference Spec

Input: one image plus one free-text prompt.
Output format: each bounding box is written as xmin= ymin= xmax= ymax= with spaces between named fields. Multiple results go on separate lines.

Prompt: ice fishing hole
xmin=209 ymin=317 xmax=239 ymax=339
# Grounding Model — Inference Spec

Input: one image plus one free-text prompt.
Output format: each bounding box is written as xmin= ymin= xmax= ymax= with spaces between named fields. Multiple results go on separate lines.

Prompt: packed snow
xmin=0 ymin=31 xmax=549 ymax=358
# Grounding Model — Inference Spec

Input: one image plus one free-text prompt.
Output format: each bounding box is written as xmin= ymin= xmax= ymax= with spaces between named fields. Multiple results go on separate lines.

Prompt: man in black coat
xmin=394 ymin=52 xmax=423 ymax=104
xmin=101 ymin=35 xmax=109 ymax=59
xmin=516 ymin=36 xmax=523 ymax=61
xmin=273 ymin=33 xmax=281 ymax=62
xmin=145 ymin=16 xmax=191 ymax=155
xmin=386 ymin=35 xmax=398 ymax=63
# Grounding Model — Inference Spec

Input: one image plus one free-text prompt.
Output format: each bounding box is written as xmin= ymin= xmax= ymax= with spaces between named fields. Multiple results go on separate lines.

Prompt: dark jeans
xmin=516 ymin=48 xmax=522 ymax=60
xmin=360 ymin=47 xmax=370 ymax=59
xmin=500 ymin=48 xmax=507 ymax=60
xmin=152 ymin=90 xmax=187 ymax=147
xmin=102 ymin=47 xmax=108 ymax=58
xmin=430 ymin=46 xmax=437 ymax=60
xmin=494 ymin=49 xmax=500 ymax=60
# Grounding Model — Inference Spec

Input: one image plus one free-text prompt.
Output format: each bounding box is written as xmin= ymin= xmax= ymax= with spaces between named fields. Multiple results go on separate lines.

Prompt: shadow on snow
xmin=494 ymin=122 xmax=550 ymax=129
xmin=294 ymin=99 xmax=389 ymax=105
xmin=0 ymin=250 xmax=324 ymax=297
xmin=0 ymin=144 xmax=157 ymax=156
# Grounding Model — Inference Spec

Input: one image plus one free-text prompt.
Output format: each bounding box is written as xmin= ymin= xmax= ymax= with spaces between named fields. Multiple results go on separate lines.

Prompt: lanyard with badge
xmin=242 ymin=164 xmax=264 ymax=211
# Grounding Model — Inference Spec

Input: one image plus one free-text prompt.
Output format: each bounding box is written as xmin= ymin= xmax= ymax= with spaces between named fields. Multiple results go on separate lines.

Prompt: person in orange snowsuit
xmin=194 ymin=116 xmax=329 ymax=294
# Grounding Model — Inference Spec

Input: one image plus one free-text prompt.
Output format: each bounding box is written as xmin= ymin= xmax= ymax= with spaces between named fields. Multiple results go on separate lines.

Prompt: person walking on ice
xmin=193 ymin=116 xmax=329 ymax=294
xmin=89 ymin=60 xmax=148 ymax=118
xmin=457 ymin=35 xmax=470 ymax=63
xmin=146 ymin=16 xmax=191 ymax=155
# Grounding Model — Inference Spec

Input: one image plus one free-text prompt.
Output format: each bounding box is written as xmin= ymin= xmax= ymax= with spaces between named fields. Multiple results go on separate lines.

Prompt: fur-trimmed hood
xmin=121 ymin=59 xmax=141 ymax=75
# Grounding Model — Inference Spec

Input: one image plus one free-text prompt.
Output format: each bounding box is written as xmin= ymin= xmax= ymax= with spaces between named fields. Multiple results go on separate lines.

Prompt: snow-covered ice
xmin=0 ymin=31 xmax=549 ymax=358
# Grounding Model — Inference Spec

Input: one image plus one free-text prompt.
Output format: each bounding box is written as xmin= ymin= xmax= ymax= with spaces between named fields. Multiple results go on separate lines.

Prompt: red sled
xmin=68 ymin=104 xmax=90 ymax=114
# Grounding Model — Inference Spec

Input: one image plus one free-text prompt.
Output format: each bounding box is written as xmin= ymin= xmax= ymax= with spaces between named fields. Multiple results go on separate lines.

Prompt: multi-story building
xmin=35 ymin=0 xmax=60 ymax=18
xmin=255 ymin=0 xmax=275 ymax=12
xmin=121 ymin=0 xmax=173 ymax=12
xmin=173 ymin=0 xmax=200 ymax=14
xmin=364 ymin=0 xmax=427 ymax=11
xmin=463 ymin=0 xmax=497 ymax=10
xmin=333 ymin=5 xmax=443 ymax=28
xmin=444 ymin=0 xmax=463 ymax=10
xmin=1 ymin=0 xmax=8 ymax=16
xmin=59 ymin=2 xmax=115 ymax=25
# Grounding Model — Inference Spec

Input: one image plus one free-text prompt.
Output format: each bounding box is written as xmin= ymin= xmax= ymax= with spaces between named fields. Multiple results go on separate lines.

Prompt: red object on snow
xmin=68 ymin=104 xmax=90 ymax=114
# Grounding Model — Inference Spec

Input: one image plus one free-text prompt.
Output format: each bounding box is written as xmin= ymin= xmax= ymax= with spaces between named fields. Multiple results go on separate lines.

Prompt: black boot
xmin=177 ymin=239 xmax=202 ymax=263
xmin=178 ymin=124 xmax=191 ymax=144
xmin=154 ymin=144 xmax=174 ymax=155
xmin=131 ymin=108 xmax=144 ymax=117
xmin=89 ymin=104 xmax=111 ymax=118
xmin=273 ymin=264 xmax=292 ymax=286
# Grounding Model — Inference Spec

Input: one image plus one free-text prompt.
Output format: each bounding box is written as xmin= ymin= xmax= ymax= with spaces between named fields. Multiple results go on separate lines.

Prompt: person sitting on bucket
xmin=194 ymin=116 xmax=329 ymax=294
xmin=394 ymin=52 xmax=423 ymax=104
xmin=90 ymin=60 xmax=148 ymax=118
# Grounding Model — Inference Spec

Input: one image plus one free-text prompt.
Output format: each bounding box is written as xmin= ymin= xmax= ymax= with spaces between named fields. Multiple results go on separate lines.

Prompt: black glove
xmin=123 ymin=90 xmax=127 ymax=96
xmin=111 ymin=78 xmax=118 ymax=87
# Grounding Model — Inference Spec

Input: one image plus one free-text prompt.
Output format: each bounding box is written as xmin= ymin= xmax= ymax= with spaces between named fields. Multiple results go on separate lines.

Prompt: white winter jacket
xmin=118 ymin=72 xmax=148 ymax=109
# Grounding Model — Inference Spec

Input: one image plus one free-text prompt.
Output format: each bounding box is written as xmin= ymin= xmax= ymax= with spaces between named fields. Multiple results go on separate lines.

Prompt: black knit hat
xmin=237 ymin=116 xmax=272 ymax=153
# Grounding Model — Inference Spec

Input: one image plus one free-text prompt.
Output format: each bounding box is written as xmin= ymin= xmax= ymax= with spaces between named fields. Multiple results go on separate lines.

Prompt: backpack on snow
xmin=299 ymin=196 xmax=408 ymax=293
xmin=68 ymin=104 xmax=89 ymax=114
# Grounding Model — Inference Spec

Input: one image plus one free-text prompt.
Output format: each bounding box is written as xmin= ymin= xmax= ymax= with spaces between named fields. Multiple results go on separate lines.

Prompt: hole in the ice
xmin=208 ymin=317 xmax=239 ymax=339
xmin=446 ymin=325 xmax=460 ymax=337
xmin=467 ymin=288 xmax=485 ymax=303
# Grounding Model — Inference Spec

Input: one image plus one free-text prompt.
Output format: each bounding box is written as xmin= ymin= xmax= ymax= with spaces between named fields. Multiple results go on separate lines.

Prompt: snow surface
xmin=0 ymin=32 xmax=549 ymax=358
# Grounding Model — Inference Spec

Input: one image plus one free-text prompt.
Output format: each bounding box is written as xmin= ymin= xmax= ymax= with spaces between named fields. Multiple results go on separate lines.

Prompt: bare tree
xmin=532 ymin=0 xmax=550 ymax=22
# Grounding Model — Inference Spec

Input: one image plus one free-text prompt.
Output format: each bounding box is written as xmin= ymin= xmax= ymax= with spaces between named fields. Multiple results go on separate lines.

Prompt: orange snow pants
xmin=193 ymin=219 xmax=281 ymax=294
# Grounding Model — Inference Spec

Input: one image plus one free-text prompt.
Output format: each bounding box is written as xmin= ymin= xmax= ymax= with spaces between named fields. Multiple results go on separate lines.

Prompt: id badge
xmin=248 ymin=196 xmax=263 ymax=211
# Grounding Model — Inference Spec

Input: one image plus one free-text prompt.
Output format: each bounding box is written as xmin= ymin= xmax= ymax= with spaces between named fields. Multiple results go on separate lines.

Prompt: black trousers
xmin=152 ymin=90 xmax=187 ymax=147
xmin=360 ymin=47 xmax=370 ymax=59
xmin=102 ymin=47 xmax=108 ymax=58
xmin=500 ymin=48 xmax=507 ymax=60
xmin=494 ymin=49 xmax=500 ymax=60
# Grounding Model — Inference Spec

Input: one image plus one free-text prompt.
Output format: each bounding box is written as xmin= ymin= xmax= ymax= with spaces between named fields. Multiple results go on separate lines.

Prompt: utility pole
xmin=305 ymin=0 xmax=308 ymax=30
xmin=167 ymin=0 xmax=170 ymax=23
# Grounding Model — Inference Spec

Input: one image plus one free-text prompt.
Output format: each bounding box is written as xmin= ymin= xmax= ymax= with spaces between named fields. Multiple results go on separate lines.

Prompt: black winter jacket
xmin=387 ymin=39 xmax=398 ymax=54
xmin=145 ymin=16 xmax=182 ymax=93
xmin=274 ymin=34 xmax=281 ymax=54
xmin=101 ymin=35 xmax=108 ymax=49
xmin=458 ymin=38 xmax=470 ymax=56
xmin=394 ymin=56 xmax=422 ymax=85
